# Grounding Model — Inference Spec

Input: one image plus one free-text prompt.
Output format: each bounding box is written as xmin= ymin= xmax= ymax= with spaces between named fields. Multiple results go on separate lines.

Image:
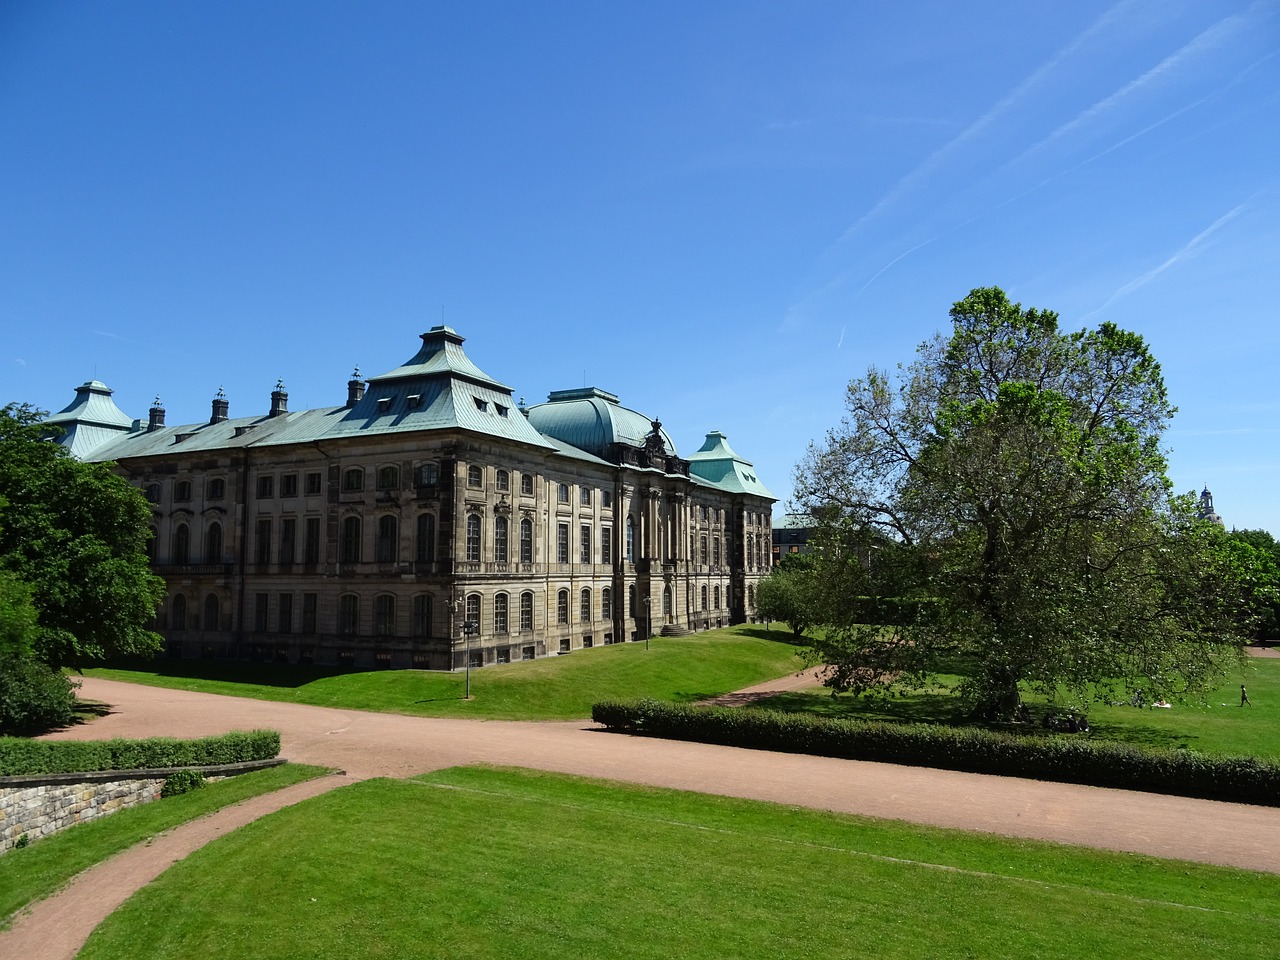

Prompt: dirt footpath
xmin=47 ymin=677 xmax=1280 ymax=871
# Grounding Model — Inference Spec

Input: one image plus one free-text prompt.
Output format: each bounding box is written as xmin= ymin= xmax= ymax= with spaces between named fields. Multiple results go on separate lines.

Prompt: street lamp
xmin=462 ymin=618 xmax=479 ymax=700
xmin=643 ymin=595 xmax=651 ymax=650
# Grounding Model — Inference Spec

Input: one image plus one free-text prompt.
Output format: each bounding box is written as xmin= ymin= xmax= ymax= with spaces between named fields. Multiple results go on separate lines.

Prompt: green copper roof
xmin=525 ymin=387 xmax=676 ymax=459
xmin=688 ymin=430 xmax=776 ymax=499
xmin=369 ymin=325 xmax=512 ymax=391
xmin=45 ymin=380 xmax=139 ymax=458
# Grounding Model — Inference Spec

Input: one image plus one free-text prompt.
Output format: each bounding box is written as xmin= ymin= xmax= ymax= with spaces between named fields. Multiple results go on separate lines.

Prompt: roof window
xmin=377 ymin=397 xmax=393 ymax=413
xmin=473 ymin=397 xmax=488 ymax=412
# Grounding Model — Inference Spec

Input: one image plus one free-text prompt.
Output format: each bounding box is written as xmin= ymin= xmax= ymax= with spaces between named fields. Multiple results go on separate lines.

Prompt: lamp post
xmin=643 ymin=595 xmax=651 ymax=650
xmin=462 ymin=618 xmax=479 ymax=700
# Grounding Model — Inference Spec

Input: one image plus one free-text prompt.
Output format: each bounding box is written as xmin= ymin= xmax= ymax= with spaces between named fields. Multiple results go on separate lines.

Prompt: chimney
xmin=147 ymin=396 xmax=165 ymax=432
xmin=269 ymin=379 xmax=288 ymax=418
xmin=210 ymin=387 xmax=229 ymax=424
xmin=346 ymin=366 xmax=366 ymax=408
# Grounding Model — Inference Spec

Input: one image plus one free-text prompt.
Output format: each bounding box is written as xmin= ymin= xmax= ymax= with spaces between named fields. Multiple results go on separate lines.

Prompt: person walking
xmin=1241 ymin=684 xmax=1252 ymax=707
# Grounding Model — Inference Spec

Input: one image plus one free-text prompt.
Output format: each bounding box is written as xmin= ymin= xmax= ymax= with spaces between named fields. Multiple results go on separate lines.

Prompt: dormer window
xmin=473 ymin=397 xmax=488 ymax=412
xmin=377 ymin=397 xmax=392 ymax=413
xmin=496 ymin=404 xmax=509 ymax=418
xmin=407 ymin=394 xmax=421 ymax=409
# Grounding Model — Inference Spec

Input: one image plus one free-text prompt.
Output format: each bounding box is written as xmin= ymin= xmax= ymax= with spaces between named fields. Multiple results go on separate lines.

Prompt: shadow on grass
xmin=92 ymin=655 xmax=353 ymax=690
xmin=761 ymin=689 xmax=966 ymax=725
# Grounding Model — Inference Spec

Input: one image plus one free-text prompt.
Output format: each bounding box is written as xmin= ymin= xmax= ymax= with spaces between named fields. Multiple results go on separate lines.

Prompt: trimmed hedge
xmin=0 ymin=730 xmax=281 ymax=777
xmin=592 ymin=699 xmax=1280 ymax=807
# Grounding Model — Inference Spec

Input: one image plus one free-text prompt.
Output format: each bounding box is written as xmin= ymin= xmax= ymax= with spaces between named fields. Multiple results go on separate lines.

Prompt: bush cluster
xmin=161 ymin=769 xmax=207 ymax=797
xmin=592 ymin=699 xmax=1280 ymax=806
xmin=0 ymin=657 xmax=78 ymax=735
xmin=0 ymin=729 xmax=280 ymax=776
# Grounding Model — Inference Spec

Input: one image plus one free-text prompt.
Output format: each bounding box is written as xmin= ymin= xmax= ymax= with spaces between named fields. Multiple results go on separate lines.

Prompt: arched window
xmin=207 ymin=477 xmax=225 ymax=500
xmin=342 ymin=468 xmax=364 ymax=492
xmin=496 ymin=469 xmax=510 ymax=492
xmin=205 ymin=522 xmax=223 ymax=563
xmin=416 ymin=513 xmax=435 ymax=563
xmin=580 ymin=588 xmax=591 ymax=623
xmin=466 ymin=515 xmax=481 ymax=562
xmin=339 ymin=594 xmax=359 ymax=635
xmin=376 ymin=514 xmax=398 ymax=563
xmin=519 ymin=518 xmax=533 ymax=563
xmin=747 ymin=534 xmax=755 ymax=571
xmin=494 ymin=516 xmax=509 ymax=563
xmin=520 ymin=591 xmax=534 ymax=631
xmin=628 ymin=584 xmax=637 ymax=617
xmin=377 ymin=465 xmax=399 ymax=490
xmin=172 ymin=594 xmax=187 ymax=631
xmin=662 ymin=585 xmax=672 ymax=616
xmin=412 ymin=595 xmax=432 ymax=638
xmin=341 ymin=517 xmax=362 ymax=564
xmin=374 ymin=595 xmax=396 ymax=636
xmin=557 ymin=589 xmax=569 ymax=624
xmin=467 ymin=465 xmax=483 ymax=487
xmin=748 ymin=584 xmax=756 ymax=610
xmin=601 ymin=588 xmax=612 ymax=618
xmin=557 ymin=482 xmax=569 ymax=503
xmin=173 ymin=524 xmax=190 ymax=564
xmin=699 ymin=535 xmax=708 ymax=566
xmin=700 ymin=585 xmax=708 ymax=610
xmin=713 ymin=537 xmax=721 ymax=568
xmin=174 ymin=480 xmax=191 ymax=502
xmin=204 ymin=593 xmax=220 ymax=632
xmin=465 ymin=593 xmax=481 ymax=626
xmin=626 ymin=516 xmax=635 ymax=562
xmin=714 ymin=585 xmax=721 ymax=609
xmin=494 ymin=593 xmax=509 ymax=634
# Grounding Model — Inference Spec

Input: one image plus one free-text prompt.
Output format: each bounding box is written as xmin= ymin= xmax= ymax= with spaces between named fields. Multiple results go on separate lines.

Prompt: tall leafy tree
xmin=795 ymin=288 xmax=1252 ymax=717
xmin=0 ymin=403 xmax=164 ymax=667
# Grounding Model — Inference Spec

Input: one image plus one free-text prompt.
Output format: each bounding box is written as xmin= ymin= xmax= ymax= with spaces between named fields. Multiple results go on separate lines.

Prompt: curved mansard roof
xmin=688 ymin=430 xmax=776 ymax=499
xmin=45 ymin=380 xmax=138 ymax=458
xmin=525 ymin=387 xmax=676 ymax=460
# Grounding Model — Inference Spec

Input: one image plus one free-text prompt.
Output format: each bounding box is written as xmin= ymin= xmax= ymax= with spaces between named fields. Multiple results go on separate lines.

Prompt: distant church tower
xmin=1198 ymin=486 xmax=1225 ymax=527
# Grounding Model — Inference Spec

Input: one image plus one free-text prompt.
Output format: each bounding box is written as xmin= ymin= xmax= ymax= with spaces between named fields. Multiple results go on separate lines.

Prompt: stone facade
xmin=47 ymin=327 xmax=776 ymax=670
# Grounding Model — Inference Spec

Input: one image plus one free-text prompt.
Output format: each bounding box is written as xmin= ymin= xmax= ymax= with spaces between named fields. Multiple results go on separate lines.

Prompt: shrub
xmin=161 ymin=769 xmax=207 ymax=797
xmin=592 ymin=699 xmax=1280 ymax=806
xmin=0 ymin=729 xmax=281 ymax=776
xmin=0 ymin=656 xmax=78 ymax=735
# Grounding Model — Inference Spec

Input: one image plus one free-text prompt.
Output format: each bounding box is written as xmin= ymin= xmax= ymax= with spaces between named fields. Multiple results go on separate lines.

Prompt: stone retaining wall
xmin=0 ymin=759 xmax=284 ymax=855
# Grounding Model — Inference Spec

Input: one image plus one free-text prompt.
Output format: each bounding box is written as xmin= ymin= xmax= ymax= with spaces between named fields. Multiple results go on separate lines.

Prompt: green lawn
xmin=79 ymin=766 xmax=1280 ymax=960
xmin=83 ymin=626 xmax=804 ymax=721
xmin=762 ymin=656 xmax=1280 ymax=758
xmin=0 ymin=762 xmax=330 ymax=930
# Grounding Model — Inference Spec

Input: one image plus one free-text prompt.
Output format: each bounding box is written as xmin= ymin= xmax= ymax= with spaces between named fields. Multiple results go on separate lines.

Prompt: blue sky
xmin=4 ymin=1 xmax=1278 ymax=532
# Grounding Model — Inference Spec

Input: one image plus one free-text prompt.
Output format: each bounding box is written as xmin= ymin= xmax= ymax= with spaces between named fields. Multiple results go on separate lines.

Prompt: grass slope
xmin=0 ymin=763 xmax=330 ymax=930
xmin=84 ymin=626 xmax=802 ymax=721
xmin=764 ymin=656 xmax=1280 ymax=759
xmin=79 ymin=766 xmax=1280 ymax=960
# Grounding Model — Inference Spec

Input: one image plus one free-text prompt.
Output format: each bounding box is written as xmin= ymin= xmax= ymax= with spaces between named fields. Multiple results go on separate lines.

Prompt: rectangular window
xmin=305 ymin=472 xmax=322 ymax=495
xmin=601 ymin=527 xmax=612 ymax=564
xmin=278 ymin=593 xmax=293 ymax=634
xmin=375 ymin=596 xmax=395 ymax=637
xmin=339 ymin=595 xmax=359 ymax=635
xmin=580 ymin=524 xmax=591 ymax=564
xmin=254 ymin=593 xmax=269 ymax=632
xmin=413 ymin=595 xmax=432 ymax=638
xmin=279 ymin=518 xmax=296 ymax=565
xmin=256 ymin=475 xmax=274 ymax=499
xmin=520 ymin=593 xmax=533 ymax=631
xmin=468 ymin=465 xmax=483 ymax=487
xmin=302 ymin=593 xmax=317 ymax=633
xmin=521 ymin=645 xmax=534 ymax=661
xmin=580 ymin=486 xmax=590 ymax=506
xmin=304 ymin=517 xmax=321 ymax=564
xmin=255 ymin=519 xmax=271 ymax=565
xmin=557 ymin=483 xmax=569 ymax=503
xmin=602 ymin=490 xmax=612 ymax=509
xmin=559 ymin=638 xmax=570 ymax=653
xmin=280 ymin=474 xmax=298 ymax=498
xmin=418 ymin=463 xmax=439 ymax=486
xmin=520 ymin=474 xmax=534 ymax=496
xmin=557 ymin=523 xmax=569 ymax=563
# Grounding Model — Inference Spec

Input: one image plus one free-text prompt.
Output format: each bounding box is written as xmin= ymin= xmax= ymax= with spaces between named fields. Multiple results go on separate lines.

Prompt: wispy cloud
xmin=1008 ymin=5 xmax=1260 ymax=170
xmin=832 ymin=0 xmax=1138 ymax=246
xmin=1084 ymin=199 xmax=1253 ymax=318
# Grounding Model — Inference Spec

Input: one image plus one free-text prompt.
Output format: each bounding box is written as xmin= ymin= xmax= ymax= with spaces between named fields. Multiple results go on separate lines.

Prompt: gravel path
xmin=5 ymin=674 xmax=1280 ymax=958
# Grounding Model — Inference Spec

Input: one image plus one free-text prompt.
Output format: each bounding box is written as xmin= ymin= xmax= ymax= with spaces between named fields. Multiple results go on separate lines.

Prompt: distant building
xmin=772 ymin=513 xmax=815 ymax=563
xmin=1198 ymin=486 xmax=1225 ymax=527
xmin=46 ymin=327 xmax=775 ymax=669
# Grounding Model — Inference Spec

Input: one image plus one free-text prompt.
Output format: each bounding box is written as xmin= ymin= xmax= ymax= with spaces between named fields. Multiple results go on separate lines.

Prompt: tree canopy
xmin=0 ymin=403 xmax=164 ymax=668
xmin=794 ymin=287 xmax=1255 ymax=718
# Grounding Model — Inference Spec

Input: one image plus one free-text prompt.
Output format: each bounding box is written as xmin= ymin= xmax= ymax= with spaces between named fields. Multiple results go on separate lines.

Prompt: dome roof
xmin=526 ymin=387 xmax=676 ymax=459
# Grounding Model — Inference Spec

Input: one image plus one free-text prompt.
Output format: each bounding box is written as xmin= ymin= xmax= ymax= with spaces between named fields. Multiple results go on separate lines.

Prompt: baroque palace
xmin=46 ymin=327 xmax=775 ymax=670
